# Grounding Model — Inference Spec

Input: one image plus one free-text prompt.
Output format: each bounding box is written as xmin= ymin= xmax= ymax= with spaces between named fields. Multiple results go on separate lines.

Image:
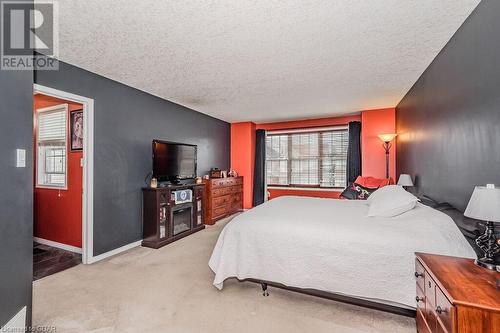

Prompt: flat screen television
xmin=152 ymin=140 xmax=197 ymax=183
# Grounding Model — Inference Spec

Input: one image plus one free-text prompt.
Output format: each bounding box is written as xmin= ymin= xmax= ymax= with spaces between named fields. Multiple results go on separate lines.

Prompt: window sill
xmin=36 ymin=185 xmax=68 ymax=191
xmin=267 ymin=186 xmax=343 ymax=192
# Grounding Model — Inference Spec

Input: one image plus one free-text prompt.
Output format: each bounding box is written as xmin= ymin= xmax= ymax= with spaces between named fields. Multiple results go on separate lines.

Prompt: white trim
xmin=267 ymin=186 xmax=343 ymax=192
xmin=267 ymin=125 xmax=348 ymax=135
xmin=33 ymin=237 xmax=82 ymax=254
xmin=35 ymin=103 xmax=69 ymax=190
xmin=34 ymin=84 xmax=95 ymax=265
xmin=2 ymin=306 xmax=26 ymax=331
xmin=87 ymin=240 xmax=142 ymax=264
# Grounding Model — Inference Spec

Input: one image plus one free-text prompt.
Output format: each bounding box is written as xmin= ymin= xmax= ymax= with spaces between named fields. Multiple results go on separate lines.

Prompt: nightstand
xmin=415 ymin=252 xmax=500 ymax=333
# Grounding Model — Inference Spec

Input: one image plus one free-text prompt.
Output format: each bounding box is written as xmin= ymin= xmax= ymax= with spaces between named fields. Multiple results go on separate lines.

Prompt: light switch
xmin=16 ymin=149 xmax=26 ymax=167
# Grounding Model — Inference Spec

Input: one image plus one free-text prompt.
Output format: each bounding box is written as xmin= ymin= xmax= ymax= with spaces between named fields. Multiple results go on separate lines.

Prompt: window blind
xmin=266 ymin=128 xmax=348 ymax=188
xmin=38 ymin=109 xmax=66 ymax=143
xmin=36 ymin=105 xmax=67 ymax=188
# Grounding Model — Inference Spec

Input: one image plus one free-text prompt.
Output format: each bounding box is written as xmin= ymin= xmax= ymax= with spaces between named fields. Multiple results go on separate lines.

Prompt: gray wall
xmin=0 ymin=4 xmax=34 ymax=327
xmin=396 ymin=0 xmax=500 ymax=212
xmin=36 ymin=61 xmax=230 ymax=255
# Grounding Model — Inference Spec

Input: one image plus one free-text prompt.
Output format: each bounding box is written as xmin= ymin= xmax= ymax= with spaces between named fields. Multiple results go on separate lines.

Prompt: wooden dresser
xmin=204 ymin=176 xmax=243 ymax=225
xmin=415 ymin=252 xmax=500 ymax=333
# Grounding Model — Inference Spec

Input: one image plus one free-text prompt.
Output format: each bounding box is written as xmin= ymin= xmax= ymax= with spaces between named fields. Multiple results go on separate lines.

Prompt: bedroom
xmin=1 ymin=0 xmax=499 ymax=332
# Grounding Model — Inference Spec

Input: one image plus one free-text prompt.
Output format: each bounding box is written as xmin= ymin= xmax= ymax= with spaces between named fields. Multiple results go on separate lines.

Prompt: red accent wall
xmin=230 ymin=109 xmax=396 ymax=206
xmin=361 ymin=108 xmax=396 ymax=181
xmin=34 ymin=94 xmax=83 ymax=248
xmin=230 ymin=122 xmax=256 ymax=209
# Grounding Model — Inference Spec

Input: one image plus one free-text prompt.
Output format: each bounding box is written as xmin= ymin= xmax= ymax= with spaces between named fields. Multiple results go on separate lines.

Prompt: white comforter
xmin=209 ymin=196 xmax=476 ymax=307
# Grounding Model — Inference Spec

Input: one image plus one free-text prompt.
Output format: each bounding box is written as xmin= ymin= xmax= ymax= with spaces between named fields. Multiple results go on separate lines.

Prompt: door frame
xmin=34 ymin=84 xmax=95 ymax=264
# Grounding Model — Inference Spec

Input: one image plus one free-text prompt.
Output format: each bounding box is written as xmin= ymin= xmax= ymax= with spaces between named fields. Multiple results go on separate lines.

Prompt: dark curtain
xmin=346 ymin=121 xmax=362 ymax=186
xmin=253 ymin=129 xmax=266 ymax=206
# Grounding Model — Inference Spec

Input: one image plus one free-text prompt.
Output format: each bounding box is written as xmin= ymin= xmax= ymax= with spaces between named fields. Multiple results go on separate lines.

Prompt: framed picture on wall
xmin=70 ymin=109 xmax=84 ymax=151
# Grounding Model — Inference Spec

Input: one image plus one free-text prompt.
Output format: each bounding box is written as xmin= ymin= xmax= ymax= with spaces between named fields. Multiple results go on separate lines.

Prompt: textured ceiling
xmin=43 ymin=0 xmax=480 ymax=122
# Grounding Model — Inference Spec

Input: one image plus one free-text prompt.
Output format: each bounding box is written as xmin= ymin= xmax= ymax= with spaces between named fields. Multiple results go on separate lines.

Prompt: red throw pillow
xmin=354 ymin=176 xmax=391 ymax=188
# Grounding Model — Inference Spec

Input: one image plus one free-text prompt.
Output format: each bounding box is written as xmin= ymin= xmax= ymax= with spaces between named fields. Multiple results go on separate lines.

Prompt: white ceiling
xmin=45 ymin=0 xmax=480 ymax=123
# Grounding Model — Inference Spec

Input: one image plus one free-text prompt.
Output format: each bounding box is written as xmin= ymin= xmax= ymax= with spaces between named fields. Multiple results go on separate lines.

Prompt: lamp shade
xmin=464 ymin=185 xmax=500 ymax=222
xmin=397 ymin=174 xmax=414 ymax=187
xmin=378 ymin=133 xmax=397 ymax=143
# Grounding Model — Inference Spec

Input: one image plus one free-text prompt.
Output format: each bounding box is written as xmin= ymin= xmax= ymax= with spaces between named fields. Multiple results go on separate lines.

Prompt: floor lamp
xmin=377 ymin=134 xmax=397 ymax=179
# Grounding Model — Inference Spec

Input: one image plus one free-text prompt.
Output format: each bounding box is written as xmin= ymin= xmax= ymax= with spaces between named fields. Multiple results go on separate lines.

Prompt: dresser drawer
xmin=415 ymin=259 xmax=426 ymax=292
xmin=211 ymin=177 xmax=240 ymax=188
xmin=212 ymin=205 xmax=228 ymax=218
xmin=230 ymin=185 xmax=242 ymax=194
xmin=435 ymin=287 xmax=453 ymax=333
xmin=212 ymin=185 xmax=238 ymax=196
xmin=212 ymin=195 xmax=231 ymax=207
xmin=211 ymin=179 xmax=226 ymax=188
xmin=211 ymin=188 xmax=225 ymax=197
xmin=416 ymin=282 xmax=426 ymax=313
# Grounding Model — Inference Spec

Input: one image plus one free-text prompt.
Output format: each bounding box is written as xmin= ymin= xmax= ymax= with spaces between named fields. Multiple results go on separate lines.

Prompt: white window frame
xmin=36 ymin=104 xmax=69 ymax=190
xmin=265 ymin=125 xmax=349 ymax=189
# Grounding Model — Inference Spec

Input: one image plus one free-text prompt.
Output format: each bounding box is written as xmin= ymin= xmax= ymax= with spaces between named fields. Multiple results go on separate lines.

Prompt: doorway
xmin=33 ymin=84 xmax=95 ymax=269
xmin=33 ymin=94 xmax=85 ymax=279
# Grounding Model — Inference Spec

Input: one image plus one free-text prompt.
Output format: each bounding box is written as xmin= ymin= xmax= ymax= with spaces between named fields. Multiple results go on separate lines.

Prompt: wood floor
xmin=33 ymin=243 xmax=81 ymax=281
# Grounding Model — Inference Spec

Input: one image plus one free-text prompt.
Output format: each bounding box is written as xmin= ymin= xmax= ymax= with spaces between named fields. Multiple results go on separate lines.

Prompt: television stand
xmin=141 ymin=183 xmax=205 ymax=249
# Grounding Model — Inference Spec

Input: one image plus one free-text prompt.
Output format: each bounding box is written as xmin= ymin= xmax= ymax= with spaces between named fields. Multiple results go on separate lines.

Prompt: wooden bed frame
xmin=240 ymin=278 xmax=417 ymax=318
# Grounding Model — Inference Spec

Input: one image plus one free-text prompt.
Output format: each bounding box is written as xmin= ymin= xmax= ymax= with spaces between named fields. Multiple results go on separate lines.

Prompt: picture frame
xmin=70 ymin=109 xmax=84 ymax=151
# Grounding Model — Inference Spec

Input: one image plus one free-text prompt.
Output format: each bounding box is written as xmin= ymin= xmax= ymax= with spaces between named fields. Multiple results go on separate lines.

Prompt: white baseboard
xmin=88 ymin=240 xmax=142 ymax=264
xmin=2 ymin=306 xmax=26 ymax=331
xmin=34 ymin=237 xmax=83 ymax=254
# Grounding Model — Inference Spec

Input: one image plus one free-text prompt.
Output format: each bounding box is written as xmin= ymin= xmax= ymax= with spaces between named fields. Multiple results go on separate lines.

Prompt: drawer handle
xmin=428 ymin=281 xmax=432 ymax=288
xmin=415 ymin=296 xmax=424 ymax=302
xmin=414 ymin=271 xmax=424 ymax=278
xmin=436 ymin=306 xmax=446 ymax=315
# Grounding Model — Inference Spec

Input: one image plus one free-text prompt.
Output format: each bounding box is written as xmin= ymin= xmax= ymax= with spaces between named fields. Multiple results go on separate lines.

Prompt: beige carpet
xmin=33 ymin=215 xmax=416 ymax=333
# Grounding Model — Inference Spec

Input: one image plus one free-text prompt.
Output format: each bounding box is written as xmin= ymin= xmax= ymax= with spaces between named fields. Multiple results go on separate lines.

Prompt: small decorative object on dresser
xmin=464 ymin=184 xmax=500 ymax=270
xmin=204 ymin=176 xmax=243 ymax=225
xmin=210 ymin=168 xmax=222 ymax=178
xmin=415 ymin=252 xmax=500 ymax=333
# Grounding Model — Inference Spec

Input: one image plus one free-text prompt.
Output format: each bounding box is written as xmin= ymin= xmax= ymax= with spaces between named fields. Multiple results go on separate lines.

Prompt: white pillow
xmin=367 ymin=185 xmax=419 ymax=217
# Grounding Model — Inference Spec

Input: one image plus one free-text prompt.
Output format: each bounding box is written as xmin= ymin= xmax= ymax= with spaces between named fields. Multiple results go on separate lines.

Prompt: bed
xmin=208 ymin=196 xmax=476 ymax=314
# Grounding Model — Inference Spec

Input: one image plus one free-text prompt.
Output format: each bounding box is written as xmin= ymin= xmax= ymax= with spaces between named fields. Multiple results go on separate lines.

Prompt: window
xmin=266 ymin=128 xmax=348 ymax=188
xmin=36 ymin=104 xmax=68 ymax=188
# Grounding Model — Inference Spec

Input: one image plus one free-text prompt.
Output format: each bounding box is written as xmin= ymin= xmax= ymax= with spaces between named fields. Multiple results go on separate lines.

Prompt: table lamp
xmin=464 ymin=184 xmax=500 ymax=270
xmin=397 ymin=174 xmax=414 ymax=189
